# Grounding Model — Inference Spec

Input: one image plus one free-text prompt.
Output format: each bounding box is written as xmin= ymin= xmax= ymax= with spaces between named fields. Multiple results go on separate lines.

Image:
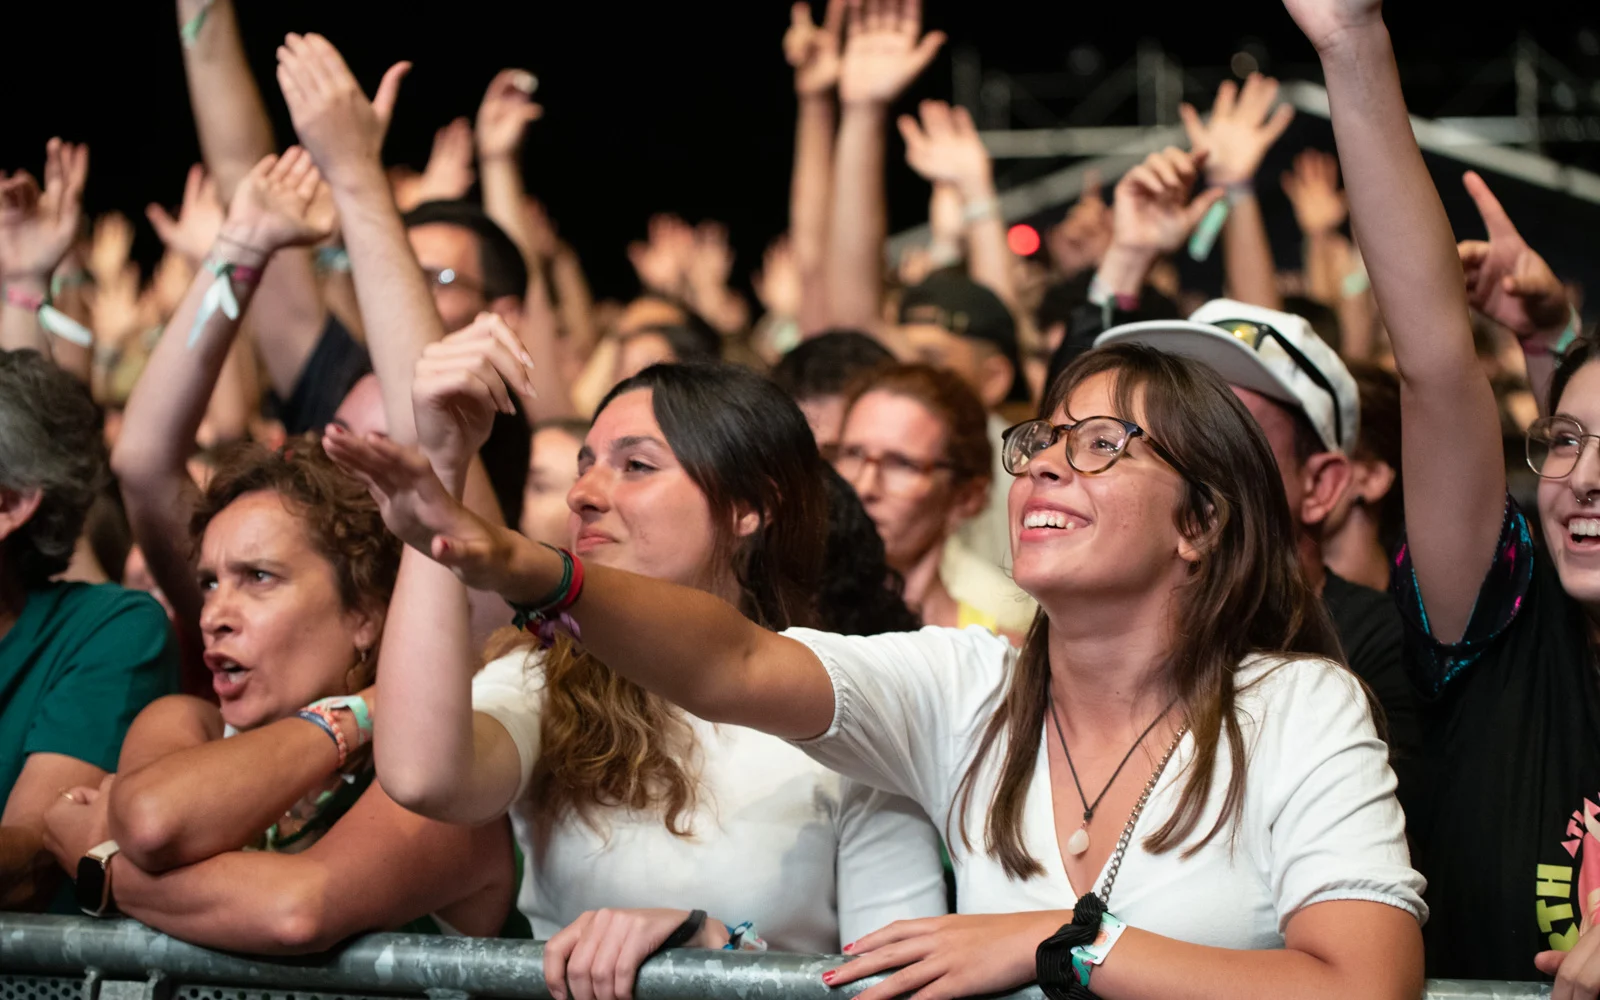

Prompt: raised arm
xmin=784 ymin=0 xmax=844 ymax=335
xmin=1456 ymin=170 xmax=1573 ymax=414
xmin=1180 ymin=74 xmax=1295 ymax=309
xmin=0 ymin=139 xmax=90 ymax=377
xmin=113 ymin=150 xmax=336 ymax=637
xmin=1285 ymin=0 xmax=1500 ymax=642
xmin=1093 ymin=149 xmax=1224 ymax=305
xmin=476 ymin=70 xmax=543 ymax=256
xmin=277 ymin=33 xmax=432 ymax=444
xmin=897 ymin=99 xmax=1016 ymax=308
xmin=357 ymin=318 xmax=537 ymax=824
xmin=174 ymin=0 xmax=332 ymax=402
xmin=825 ymin=0 xmax=944 ymax=331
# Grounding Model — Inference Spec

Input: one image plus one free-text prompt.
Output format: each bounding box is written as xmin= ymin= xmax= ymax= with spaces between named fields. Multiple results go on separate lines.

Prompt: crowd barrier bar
xmin=0 ymin=915 xmax=1551 ymax=999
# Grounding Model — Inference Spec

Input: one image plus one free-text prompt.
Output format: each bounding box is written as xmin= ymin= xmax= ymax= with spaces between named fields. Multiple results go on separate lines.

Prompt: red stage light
xmin=1007 ymin=224 xmax=1041 ymax=256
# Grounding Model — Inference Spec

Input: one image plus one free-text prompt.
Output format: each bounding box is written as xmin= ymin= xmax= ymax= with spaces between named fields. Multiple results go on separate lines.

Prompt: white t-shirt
xmin=471 ymin=650 xmax=948 ymax=951
xmin=785 ymin=625 xmax=1427 ymax=949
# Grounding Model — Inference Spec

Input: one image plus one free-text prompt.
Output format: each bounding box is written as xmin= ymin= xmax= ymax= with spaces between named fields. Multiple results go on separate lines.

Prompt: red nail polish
xmin=822 ymin=972 xmax=836 ymax=985
xmin=842 ymin=941 xmax=855 ymax=953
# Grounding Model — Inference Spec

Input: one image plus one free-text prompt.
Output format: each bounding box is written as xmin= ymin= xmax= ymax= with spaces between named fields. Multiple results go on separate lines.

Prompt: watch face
xmin=75 ymin=857 xmax=107 ymax=915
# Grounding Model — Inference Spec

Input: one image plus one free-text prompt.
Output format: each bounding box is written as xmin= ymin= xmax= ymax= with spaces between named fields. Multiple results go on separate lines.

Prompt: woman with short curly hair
xmin=43 ymin=150 xmax=519 ymax=952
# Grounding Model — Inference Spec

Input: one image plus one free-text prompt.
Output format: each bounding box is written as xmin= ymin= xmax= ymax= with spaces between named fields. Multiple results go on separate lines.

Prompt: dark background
xmin=3 ymin=2 xmax=1597 ymax=305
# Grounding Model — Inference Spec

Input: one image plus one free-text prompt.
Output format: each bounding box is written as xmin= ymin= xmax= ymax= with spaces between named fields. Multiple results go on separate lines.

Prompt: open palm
xmin=836 ymin=0 xmax=945 ymax=106
xmin=0 ymin=139 xmax=88 ymax=280
xmin=224 ymin=148 xmax=337 ymax=253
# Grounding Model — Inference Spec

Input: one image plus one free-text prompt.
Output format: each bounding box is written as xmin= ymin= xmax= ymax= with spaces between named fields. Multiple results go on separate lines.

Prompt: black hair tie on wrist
xmin=660 ymin=909 xmax=708 ymax=952
xmin=1036 ymin=892 xmax=1107 ymax=1000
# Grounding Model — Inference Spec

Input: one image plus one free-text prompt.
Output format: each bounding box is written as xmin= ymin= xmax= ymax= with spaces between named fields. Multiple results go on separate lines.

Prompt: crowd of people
xmin=2 ymin=0 xmax=1598 ymax=996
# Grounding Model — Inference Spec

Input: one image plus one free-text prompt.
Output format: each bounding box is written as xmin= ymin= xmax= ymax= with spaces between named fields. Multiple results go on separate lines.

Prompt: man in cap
xmin=1097 ymin=299 xmax=1417 ymax=758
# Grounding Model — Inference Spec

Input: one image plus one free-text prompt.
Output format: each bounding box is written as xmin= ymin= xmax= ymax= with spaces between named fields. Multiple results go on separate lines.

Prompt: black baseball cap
xmin=898 ymin=273 xmax=1028 ymax=403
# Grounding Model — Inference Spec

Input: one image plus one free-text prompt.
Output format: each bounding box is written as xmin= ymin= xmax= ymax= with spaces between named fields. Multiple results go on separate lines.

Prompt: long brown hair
xmin=952 ymin=344 xmax=1342 ymax=878
xmin=511 ymin=362 xmax=828 ymax=841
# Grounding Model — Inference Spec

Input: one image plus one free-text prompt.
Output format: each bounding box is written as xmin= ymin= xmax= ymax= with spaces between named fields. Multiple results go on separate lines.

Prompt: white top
xmin=785 ymin=625 xmax=1427 ymax=949
xmin=471 ymin=650 xmax=948 ymax=950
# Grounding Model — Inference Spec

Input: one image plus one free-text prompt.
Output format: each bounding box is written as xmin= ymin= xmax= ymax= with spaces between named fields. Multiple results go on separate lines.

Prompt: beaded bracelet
xmin=295 ymin=706 xmax=350 ymax=769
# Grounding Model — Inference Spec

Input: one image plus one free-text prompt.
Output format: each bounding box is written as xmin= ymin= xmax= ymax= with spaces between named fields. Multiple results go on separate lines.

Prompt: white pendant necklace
xmin=1050 ymin=694 xmax=1178 ymax=858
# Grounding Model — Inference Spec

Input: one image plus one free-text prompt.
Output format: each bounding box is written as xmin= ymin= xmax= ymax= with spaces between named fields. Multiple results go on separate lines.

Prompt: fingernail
xmin=842 ymin=941 xmax=855 ymax=953
xmin=822 ymin=972 xmax=836 ymax=985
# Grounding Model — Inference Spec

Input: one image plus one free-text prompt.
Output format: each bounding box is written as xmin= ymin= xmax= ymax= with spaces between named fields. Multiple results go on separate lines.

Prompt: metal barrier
xmin=0 ymin=915 xmax=1552 ymax=999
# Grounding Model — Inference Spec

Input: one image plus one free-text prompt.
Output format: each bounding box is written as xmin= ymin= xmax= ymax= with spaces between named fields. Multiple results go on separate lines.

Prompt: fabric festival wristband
xmin=180 ymin=0 xmax=217 ymax=48
xmin=1187 ymin=199 xmax=1229 ymax=262
xmin=308 ymin=695 xmax=372 ymax=749
xmin=4 ymin=286 xmax=45 ymax=311
xmin=1069 ymin=910 xmax=1127 ymax=988
xmin=188 ymin=255 xmax=260 ymax=349
xmin=1224 ymin=180 xmax=1256 ymax=202
xmin=961 ymin=197 xmax=1000 ymax=226
xmin=295 ymin=707 xmax=349 ymax=769
xmin=39 ymin=305 xmax=95 ymax=348
xmin=1553 ymin=305 xmax=1585 ymax=358
xmin=316 ymin=246 xmax=352 ymax=273
xmin=723 ymin=921 xmax=768 ymax=952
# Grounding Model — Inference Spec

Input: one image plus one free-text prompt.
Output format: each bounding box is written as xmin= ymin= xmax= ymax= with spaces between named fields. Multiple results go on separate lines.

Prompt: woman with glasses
xmin=329 ymin=331 xmax=1424 ymax=999
xmin=827 ymin=364 xmax=1032 ymax=639
xmin=1303 ymin=0 xmax=1600 ymax=983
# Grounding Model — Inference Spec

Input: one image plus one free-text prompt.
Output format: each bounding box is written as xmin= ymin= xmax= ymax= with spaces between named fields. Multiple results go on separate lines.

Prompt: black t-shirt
xmin=1322 ymin=569 xmax=1420 ymax=761
xmin=1394 ymin=497 xmax=1599 ymax=980
xmin=271 ymin=313 xmax=372 ymax=436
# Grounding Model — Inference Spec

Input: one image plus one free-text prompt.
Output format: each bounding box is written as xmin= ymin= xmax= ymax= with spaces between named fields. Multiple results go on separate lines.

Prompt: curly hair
xmin=842 ymin=363 xmax=993 ymax=487
xmin=0 ymin=350 xmax=110 ymax=588
xmin=190 ymin=436 xmax=402 ymax=640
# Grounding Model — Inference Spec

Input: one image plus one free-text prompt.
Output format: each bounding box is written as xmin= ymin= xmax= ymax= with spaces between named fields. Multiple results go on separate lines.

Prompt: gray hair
xmin=0 ymin=350 xmax=109 ymax=587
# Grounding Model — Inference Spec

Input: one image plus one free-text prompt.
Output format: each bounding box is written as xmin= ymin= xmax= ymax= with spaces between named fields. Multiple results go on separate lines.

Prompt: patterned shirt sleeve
xmin=1390 ymin=494 xmax=1535 ymax=700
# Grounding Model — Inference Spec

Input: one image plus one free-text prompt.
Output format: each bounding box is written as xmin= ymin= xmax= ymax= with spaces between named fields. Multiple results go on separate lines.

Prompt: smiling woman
xmin=333 ymin=334 xmax=1426 ymax=1000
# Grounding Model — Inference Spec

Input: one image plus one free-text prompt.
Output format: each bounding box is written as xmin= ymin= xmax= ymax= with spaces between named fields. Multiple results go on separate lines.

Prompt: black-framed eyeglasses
xmin=1211 ymin=318 xmax=1343 ymax=449
xmin=1001 ymin=416 xmax=1202 ymax=489
xmin=822 ymin=441 xmax=953 ymax=496
xmin=422 ymin=266 xmax=485 ymax=296
xmin=1527 ymin=415 xmax=1600 ymax=479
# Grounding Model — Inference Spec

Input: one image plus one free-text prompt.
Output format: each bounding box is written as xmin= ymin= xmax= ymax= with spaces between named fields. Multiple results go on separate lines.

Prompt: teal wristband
xmin=308 ymin=694 xmax=372 ymax=745
xmin=1553 ymin=306 xmax=1584 ymax=358
xmin=1068 ymin=910 xmax=1126 ymax=987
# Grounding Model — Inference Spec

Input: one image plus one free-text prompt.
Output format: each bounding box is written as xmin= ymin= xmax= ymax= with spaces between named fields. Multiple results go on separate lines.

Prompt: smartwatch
xmin=75 ymin=839 xmax=121 ymax=917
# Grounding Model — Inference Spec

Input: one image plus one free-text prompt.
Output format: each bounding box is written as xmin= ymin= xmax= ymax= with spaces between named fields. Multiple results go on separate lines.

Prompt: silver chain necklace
xmin=1088 ymin=722 xmax=1189 ymax=906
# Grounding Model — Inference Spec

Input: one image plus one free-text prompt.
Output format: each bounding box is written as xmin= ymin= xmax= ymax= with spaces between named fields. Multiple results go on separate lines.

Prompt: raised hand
xmin=784 ymin=0 xmax=846 ymax=97
xmin=1180 ymin=74 xmax=1294 ymax=187
xmin=412 ymin=117 xmax=478 ymax=204
xmin=898 ymin=100 xmax=993 ymax=201
xmin=542 ymin=909 xmax=725 ymax=1000
xmin=218 ymin=148 xmax=337 ymax=261
xmin=1280 ymin=148 xmax=1347 ymax=235
xmin=1047 ymin=169 xmax=1113 ymax=277
xmin=0 ymin=139 xmax=89 ymax=281
xmin=1109 ymin=147 xmax=1225 ymax=257
xmin=146 ymin=164 xmax=225 ymax=266
xmin=321 ymin=426 xmax=509 ymax=591
xmin=476 ymin=69 xmax=543 ymax=161
xmin=754 ymin=235 xmax=802 ymax=317
xmin=410 ymin=313 xmax=538 ymax=480
xmin=523 ymin=198 xmax=561 ymax=262
xmin=627 ymin=214 xmax=695 ymax=295
xmin=1281 ymin=0 xmax=1385 ymax=54
xmin=88 ymin=212 xmax=136 ymax=287
xmin=1457 ymin=170 xmax=1569 ymax=341
xmin=275 ymin=33 xmax=410 ymax=188
xmin=686 ymin=221 xmax=735 ymax=298
xmin=836 ymin=0 xmax=946 ymax=108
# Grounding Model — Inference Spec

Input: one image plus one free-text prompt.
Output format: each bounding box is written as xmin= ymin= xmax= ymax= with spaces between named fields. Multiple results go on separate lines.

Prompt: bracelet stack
xmin=507 ymin=544 xmax=586 ymax=647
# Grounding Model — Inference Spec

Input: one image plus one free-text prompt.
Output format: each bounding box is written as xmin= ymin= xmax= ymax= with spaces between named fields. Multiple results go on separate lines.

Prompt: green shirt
xmin=0 ymin=581 xmax=181 ymax=804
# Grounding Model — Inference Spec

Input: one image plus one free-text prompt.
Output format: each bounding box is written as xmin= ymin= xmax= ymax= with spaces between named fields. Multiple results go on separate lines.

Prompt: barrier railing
xmin=0 ymin=915 xmax=1552 ymax=999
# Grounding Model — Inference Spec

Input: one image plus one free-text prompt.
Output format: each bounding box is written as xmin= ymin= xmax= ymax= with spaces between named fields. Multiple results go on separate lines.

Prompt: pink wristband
xmin=4 ymin=286 xmax=45 ymax=311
